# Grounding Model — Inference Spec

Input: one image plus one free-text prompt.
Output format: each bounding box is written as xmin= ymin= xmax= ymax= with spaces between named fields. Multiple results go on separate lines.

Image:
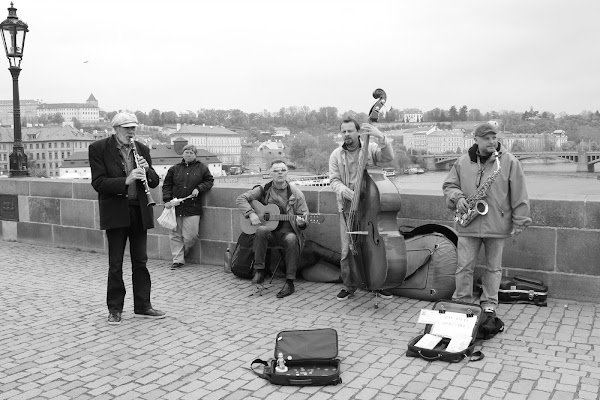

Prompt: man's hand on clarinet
xmin=136 ymin=155 xmax=149 ymax=171
xmin=125 ymin=167 xmax=146 ymax=185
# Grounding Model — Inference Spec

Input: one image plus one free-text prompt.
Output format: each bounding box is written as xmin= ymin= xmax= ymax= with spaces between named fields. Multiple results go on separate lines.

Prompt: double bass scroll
xmin=345 ymin=89 xmax=407 ymax=292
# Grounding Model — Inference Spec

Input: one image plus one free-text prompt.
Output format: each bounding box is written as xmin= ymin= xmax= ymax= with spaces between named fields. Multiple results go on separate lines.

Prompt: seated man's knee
xmin=254 ymin=226 xmax=271 ymax=239
xmin=283 ymin=232 xmax=299 ymax=247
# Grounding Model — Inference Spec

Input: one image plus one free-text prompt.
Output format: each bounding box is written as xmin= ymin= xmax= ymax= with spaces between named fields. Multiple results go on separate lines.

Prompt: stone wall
xmin=1 ymin=178 xmax=598 ymax=302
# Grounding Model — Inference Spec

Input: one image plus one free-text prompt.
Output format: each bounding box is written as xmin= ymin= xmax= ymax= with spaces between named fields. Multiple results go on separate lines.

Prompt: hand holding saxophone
xmin=456 ymin=197 xmax=469 ymax=214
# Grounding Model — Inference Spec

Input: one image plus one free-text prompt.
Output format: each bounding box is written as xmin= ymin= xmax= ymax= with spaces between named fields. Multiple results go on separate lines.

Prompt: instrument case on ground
xmin=406 ymin=300 xmax=484 ymax=363
xmin=477 ymin=276 xmax=548 ymax=306
xmin=251 ymin=328 xmax=342 ymax=386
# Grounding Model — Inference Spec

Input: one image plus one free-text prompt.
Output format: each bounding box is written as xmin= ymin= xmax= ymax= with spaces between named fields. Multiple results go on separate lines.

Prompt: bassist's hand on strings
xmin=341 ymin=187 xmax=355 ymax=201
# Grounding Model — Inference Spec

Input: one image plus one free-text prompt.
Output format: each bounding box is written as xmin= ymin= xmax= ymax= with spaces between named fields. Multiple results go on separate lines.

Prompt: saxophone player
xmin=442 ymin=123 xmax=531 ymax=314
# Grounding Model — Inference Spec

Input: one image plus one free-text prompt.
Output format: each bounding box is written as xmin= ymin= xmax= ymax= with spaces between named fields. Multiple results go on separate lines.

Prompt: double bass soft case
xmin=389 ymin=229 xmax=458 ymax=301
xmin=251 ymin=328 xmax=342 ymax=386
xmin=406 ymin=300 xmax=484 ymax=363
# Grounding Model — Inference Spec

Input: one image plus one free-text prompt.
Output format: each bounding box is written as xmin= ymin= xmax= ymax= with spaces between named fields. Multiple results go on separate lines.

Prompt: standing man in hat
xmin=162 ymin=144 xmax=214 ymax=270
xmin=443 ymin=123 xmax=531 ymax=314
xmin=89 ymin=112 xmax=165 ymax=325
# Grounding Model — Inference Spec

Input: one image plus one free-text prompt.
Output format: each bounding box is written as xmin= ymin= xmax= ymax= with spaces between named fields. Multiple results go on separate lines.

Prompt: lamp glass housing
xmin=0 ymin=2 xmax=28 ymax=68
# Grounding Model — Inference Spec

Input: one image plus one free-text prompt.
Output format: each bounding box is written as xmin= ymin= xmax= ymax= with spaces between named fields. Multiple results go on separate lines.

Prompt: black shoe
xmin=252 ymin=269 xmax=265 ymax=285
xmin=336 ymin=289 xmax=353 ymax=300
xmin=277 ymin=281 xmax=295 ymax=298
xmin=376 ymin=289 xmax=393 ymax=299
xmin=108 ymin=311 xmax=122 ymax=325
xmin=171 ymin=262 xmax=184 ymax=270
xmin=134 ymin=308 xmax=166 ymax=319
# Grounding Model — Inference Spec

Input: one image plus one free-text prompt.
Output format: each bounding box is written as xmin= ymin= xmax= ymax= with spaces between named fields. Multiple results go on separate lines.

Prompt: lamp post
xmin=0 ymin=2 xmax=28 ymax=177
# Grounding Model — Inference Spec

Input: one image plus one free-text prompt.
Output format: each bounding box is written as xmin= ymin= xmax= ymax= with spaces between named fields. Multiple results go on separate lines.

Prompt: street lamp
xmin=0 ymin=2 xmax=28 ymax=177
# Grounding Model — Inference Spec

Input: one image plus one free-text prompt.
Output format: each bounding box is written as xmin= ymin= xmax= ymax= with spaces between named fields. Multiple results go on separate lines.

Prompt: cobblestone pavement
xmin=1 ymin=241 xmax=599 ymax=400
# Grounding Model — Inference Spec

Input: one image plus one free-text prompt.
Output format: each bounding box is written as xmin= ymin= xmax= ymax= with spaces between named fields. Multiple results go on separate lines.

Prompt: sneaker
xmin=171 ymin=262 xmax=184 ymax=270
xmin=134 ymin=308 xmax=166 ymax=319
xmin=108 ymin=311 xmax=122 ymax=325
xmin=336 ymin=289 xmax=353 ymax=300
xmin=483 ymin=306 xmax=495 ymax=314
xmin=376 ymin=289 xmax=393 ymax=299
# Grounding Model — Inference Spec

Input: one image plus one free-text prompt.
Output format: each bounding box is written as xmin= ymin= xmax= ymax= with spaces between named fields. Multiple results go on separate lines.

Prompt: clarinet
xmin=130 ymin=138 xmax=156 ymax=206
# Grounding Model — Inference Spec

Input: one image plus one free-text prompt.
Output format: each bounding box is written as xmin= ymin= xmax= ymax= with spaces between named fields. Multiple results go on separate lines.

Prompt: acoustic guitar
xmin=241 ymin=200 xmax=324 ymax=235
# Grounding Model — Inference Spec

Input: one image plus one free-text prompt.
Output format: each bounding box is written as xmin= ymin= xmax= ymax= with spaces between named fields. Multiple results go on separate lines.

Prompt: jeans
xmin=169 ymin=215 xmax=200 ymax=264
xmin=339 ymin=213 xmax=358 ymax=293
xmin=252 ymin=225 xmax=299 ymax=280
xmin=105 ymin=206 xmax=152 ymax=313
xmin=453 ymin=236 xmax=505 ymax=308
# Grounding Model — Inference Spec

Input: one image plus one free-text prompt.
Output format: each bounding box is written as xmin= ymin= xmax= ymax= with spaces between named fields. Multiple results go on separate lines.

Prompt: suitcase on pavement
xmin=251 ymin=328 xmax=342 ymax=386
xmin=477 ymin=276 xmax=548 ymax=307
xmin=406 ymin=300 xmax=484 ymax=363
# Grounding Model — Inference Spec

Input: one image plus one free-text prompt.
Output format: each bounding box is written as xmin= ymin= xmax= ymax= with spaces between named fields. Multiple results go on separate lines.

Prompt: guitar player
xmin=235 ymin=160 xmax=309 ymax=298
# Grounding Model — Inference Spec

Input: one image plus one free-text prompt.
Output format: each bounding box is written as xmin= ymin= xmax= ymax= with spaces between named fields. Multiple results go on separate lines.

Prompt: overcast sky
xmin=1 ymin=0 xmax=599 ymax=116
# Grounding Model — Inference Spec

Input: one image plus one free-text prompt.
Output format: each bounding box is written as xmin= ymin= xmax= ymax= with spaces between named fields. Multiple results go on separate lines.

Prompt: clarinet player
xmin=442 ymin=123 xmax=531 ymax=314
xmin=89 ymin=112 xmax=165 ymax=325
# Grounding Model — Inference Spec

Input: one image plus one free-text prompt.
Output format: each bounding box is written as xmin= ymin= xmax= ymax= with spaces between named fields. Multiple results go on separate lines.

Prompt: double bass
xmin=345 ymin=89 xmax=407 ymax=295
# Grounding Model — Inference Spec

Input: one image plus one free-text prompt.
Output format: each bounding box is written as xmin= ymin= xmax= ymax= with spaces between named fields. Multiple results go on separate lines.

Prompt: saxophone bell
xmin=475 ymin=200 xmax=488 ymax=215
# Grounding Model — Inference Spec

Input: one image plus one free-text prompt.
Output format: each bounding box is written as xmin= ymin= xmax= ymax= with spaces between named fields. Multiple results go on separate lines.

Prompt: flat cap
xmin=111 ymin=112 xmax=138 ymax=128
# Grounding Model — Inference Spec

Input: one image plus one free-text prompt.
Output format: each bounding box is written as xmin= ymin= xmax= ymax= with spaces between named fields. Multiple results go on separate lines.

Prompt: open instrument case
xmin=406 ymin=300 xmax=484 ymax=363
xmin=251 ymin=328 xmax=342 ymax=386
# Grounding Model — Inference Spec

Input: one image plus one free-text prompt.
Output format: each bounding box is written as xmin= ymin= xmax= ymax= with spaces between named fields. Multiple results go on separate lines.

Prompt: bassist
xmin=329 ymin=117 xmax=395 ymax=300
xmin=236 ymin=160 xmax=309 ymax=298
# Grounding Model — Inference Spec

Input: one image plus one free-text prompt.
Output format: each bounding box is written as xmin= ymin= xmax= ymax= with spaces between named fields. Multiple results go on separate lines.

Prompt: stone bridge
xmin=422 ymin=151 xmax=600 ymax=172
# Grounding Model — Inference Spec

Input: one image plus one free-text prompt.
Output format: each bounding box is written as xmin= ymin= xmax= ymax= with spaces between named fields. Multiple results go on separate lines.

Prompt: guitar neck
xmin=267 ymin=214 xmax=298 ymax=222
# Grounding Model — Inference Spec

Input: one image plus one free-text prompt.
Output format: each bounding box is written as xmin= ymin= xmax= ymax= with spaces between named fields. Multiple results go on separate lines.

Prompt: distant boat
xmin=382 ymin=167 xmax=396 ymax=177
xmin=404 ymin=165 xmax=425 ymax=175
xmin=289 ymin=174 xmax=330 ymax=186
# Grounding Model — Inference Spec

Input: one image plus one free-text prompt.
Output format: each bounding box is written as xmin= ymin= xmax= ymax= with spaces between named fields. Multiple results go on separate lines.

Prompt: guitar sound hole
xmin=264 ymin=214 xmax=270 ymax=221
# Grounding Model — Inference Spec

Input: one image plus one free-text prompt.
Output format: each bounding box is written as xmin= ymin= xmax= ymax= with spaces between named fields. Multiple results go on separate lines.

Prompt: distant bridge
xmin=421 ymin=151 xmax=600 ymax=172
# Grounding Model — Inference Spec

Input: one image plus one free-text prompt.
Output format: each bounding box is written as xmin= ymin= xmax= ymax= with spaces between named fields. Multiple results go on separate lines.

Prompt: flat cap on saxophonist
xmin=474 ymin=123 xmax=498 ymax=137
xmin=111 ymin=112 xmax=139 ymax=128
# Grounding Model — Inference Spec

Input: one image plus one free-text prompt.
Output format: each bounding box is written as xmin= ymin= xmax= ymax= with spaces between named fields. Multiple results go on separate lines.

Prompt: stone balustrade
xmin=1 ymin=178 xmax=598 ymax=302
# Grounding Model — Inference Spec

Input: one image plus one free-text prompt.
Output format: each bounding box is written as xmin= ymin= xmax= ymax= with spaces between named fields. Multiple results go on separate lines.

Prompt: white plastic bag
xmin=157 ymin=206 xmax=177 ymax=230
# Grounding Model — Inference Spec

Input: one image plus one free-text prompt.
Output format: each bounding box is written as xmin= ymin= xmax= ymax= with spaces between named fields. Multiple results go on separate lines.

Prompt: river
xmin=390 ymin=160 xmax=600 ymax=196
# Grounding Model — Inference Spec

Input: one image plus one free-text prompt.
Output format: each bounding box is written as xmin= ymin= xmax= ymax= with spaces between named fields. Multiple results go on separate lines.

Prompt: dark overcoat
xmin=89 ymin=135 xmax=159 ymax=230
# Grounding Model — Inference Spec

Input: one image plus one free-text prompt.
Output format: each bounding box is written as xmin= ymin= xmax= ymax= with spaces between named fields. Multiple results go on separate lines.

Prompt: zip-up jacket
xmin=162 ymin=159 xmax=214 ymax=217
xmin=329 ymin=137 xmax=394 ymax=210
xmin=442 ymin=143 xmax=532 ymax=238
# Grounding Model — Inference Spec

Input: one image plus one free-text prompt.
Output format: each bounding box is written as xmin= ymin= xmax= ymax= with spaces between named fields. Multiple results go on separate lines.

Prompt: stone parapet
xmin=1 ymin=178 xmax=598 ymax=302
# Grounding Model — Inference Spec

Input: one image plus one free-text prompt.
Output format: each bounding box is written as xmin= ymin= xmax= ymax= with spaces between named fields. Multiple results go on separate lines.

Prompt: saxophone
xmin=454 ymin=151 xmax=501 ymax=227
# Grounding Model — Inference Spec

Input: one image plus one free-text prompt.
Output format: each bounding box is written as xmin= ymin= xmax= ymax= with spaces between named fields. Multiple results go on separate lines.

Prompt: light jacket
xmin=442 ymin=143 xmax=532 ymax=238
xmin=329 ymin=137 xmax=394 ymax=210
xmin=162 ymin=159 xmax=214 ymax=217
xmin=236 ymin=181 xmax=309 ymax=254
